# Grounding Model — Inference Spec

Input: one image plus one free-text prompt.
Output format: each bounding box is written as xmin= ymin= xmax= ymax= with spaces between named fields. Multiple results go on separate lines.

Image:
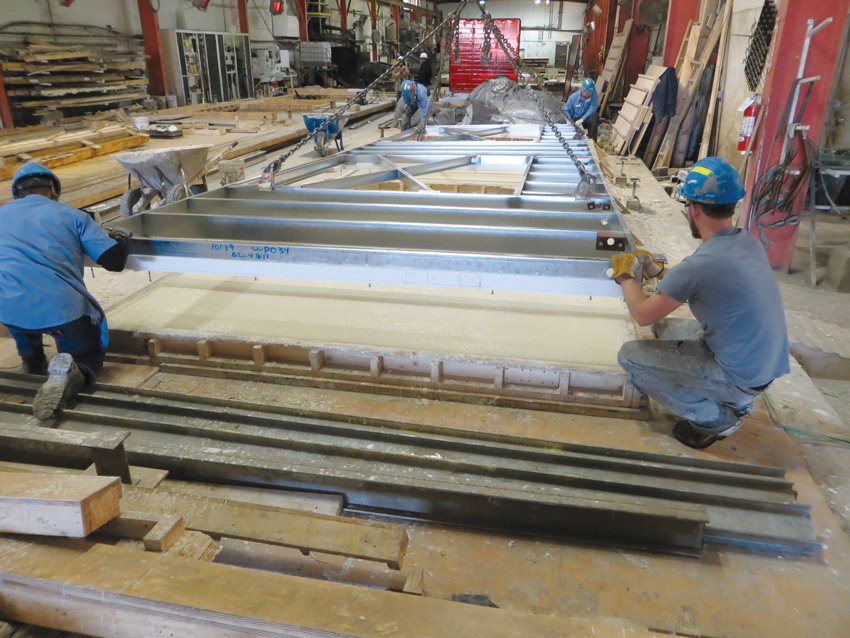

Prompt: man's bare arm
xmin=619 ymin=278 xmax=682 ymax=326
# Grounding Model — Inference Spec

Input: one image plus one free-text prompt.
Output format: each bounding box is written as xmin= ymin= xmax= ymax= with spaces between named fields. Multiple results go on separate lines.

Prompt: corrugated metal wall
xmin=449 ymin=18 xmax=520 ymax=93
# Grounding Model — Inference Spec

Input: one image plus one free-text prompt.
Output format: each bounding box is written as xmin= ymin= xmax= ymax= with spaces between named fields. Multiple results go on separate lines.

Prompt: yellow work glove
xmin=608 ymin=250 xmax=664 ymax=284
xmin=634 ymin=249 xmax=664 ymax=279
xmin=608 ymin=253 xmax=641 ymax=284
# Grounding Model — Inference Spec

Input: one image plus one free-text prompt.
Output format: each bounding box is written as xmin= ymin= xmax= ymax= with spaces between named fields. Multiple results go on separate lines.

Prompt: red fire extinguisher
xmin=738 ymin=97 xmax=761 ymax=152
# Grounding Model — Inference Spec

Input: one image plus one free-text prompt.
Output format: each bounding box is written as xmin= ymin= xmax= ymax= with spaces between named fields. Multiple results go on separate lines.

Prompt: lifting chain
xmin=480 ymin=19 xmax=492 ymax=64
xmin=259 ymin=0 xmax=470 ymax=189
xmin=452 ymin=15 xmax=461 ymax=63
xmin=475 ymin=6 xmax=597 ymax=199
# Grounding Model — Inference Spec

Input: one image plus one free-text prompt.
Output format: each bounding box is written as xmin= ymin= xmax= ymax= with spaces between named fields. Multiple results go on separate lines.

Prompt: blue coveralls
xmin=0 ymin=194 xmax=117 ymax=380
xmin=402 ymin=82 xmax=430 ymax=131
xmin=563 ymin=90 xmax=599 ymax=139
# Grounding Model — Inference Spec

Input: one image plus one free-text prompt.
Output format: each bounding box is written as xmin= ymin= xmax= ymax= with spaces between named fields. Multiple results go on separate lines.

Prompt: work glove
xmin=635 ymin=249 xmax=664 ymax=279
xmin=107 ymin=228 xmax=132 ymax=244
xmin=607 ymin=250 xmax=664 ymax=285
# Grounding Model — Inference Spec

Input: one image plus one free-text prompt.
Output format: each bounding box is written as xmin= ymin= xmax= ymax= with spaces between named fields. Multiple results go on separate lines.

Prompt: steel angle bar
xmin=440 ymin=126 xmax=509 ymax=137
xmin=0 ymin=374 xmax=820 ymax=554
xmin=375 ymin=156 xmax=434 ymax=191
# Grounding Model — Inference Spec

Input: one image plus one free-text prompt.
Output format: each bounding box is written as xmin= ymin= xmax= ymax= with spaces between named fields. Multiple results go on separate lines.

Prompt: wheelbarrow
xmin=114 ymin=142 xmax=236 ymax=217
xmin=303 ymin=113 xmax=349 ymax=157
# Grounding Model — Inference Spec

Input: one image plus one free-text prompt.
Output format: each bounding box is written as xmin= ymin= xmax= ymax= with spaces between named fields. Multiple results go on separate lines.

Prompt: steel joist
xmin=112 ymin=124 xmax=635 ymax=296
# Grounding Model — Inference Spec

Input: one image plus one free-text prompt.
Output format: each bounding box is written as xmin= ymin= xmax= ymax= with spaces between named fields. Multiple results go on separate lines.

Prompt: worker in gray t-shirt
xmin=610 ymin=157 xmax=790 ymax=449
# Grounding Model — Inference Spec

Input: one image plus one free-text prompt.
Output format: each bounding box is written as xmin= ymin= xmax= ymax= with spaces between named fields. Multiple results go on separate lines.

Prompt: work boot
xmin=673 ymin=419 xmax=742 ymax=450
xmin=21 ymin=355 xmax=48 ymax=376
xmin=32 ymin=354 xmax=87 ymax=421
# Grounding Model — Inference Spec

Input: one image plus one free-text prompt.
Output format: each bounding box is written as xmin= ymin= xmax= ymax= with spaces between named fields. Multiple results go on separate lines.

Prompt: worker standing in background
xmin=610 ymin=157 xmax=790 ymax=449
xmin=416 ymin=51 xmax=432 ymax=87
xmin=0 ymin=162 xmax=130 ymax=420
xmin=400 ymin=79 xmax=429 ymax=133
xmin=392 ymin=54 xmax=410 ymax=100
xmin=563 ymin=78 xmax=599 ymax=140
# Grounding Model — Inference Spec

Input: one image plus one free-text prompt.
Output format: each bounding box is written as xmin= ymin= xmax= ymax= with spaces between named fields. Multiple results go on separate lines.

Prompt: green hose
xmin=762 ymin=392 xmax=850 ymax=447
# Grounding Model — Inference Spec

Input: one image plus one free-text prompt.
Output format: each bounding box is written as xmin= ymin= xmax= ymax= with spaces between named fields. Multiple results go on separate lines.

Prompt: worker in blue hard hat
xmin=563 ymin=77 xmax=599 ymax=140
xmin=0 ymin=162 xmax=130 ymax=420
xmin=609 ymin=157 xmax=789 ymax=449
xmin=400 ymin=79 xmax=429 ymax=133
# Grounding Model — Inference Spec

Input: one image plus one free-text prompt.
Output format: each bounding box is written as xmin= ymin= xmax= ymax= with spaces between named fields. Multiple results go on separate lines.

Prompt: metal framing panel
xmin=111 ymin=124 xmax=636 ymax=297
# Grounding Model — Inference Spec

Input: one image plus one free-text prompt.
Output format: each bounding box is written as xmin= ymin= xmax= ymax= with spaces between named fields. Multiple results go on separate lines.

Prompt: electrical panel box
xmin=162 ymin=29 xmax=254 ymax=106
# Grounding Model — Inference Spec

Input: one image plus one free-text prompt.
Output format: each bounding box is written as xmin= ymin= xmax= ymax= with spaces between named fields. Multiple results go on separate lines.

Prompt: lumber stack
xmin=0 ymin=40 xmax=148 ymax=124
xmin=0 ymin=121 xmax=148 ymax=180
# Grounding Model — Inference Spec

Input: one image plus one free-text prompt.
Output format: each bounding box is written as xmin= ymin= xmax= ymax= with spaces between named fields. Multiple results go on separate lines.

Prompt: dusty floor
xmin=1 ymin=125 xmax=849 ymax=637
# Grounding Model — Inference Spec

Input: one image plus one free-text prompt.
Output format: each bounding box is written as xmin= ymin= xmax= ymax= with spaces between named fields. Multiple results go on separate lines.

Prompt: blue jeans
xmin=4 ymin=315 xmax=104 ymax=383
xmin=618 ymin=319 xmax=761 ymax=433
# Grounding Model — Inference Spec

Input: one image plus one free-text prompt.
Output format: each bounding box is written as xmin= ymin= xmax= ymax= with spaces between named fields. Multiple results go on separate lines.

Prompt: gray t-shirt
xmin=658 ymin=226 xmax=790 ymax=387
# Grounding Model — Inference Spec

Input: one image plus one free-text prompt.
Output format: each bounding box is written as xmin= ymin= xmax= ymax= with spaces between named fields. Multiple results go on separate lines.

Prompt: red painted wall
xmin=662 ymin=0 xmax=700 ymax=67
xmin=740 ymin=0 xmax=850 ymax=269
xmin=583 ymin=0 xmax=613 ymax=78
xmin=619 ymin=1 xmax=651 ymax=93
xmin=449 ymin=19 xmax=520 ymax=93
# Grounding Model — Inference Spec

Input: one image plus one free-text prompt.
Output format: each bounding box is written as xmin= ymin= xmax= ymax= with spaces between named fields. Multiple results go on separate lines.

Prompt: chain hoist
xmin=259 ymin=0 xmax=470 ymax=189
xmin=475 ymin=6 xmax=596 ymax=198
xmin=480 ymin=19 xmax=492 ymax=64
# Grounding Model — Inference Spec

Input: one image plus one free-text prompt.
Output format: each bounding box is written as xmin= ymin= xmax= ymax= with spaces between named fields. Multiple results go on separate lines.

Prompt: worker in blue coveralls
xmin=563 ymin=77 xmax=599 ymax=140
xmin=0 ymin=162 xmax=130 ymax=421
xmin=400 ymin=79 xmax=429 ymax=133
xmin=610 ymin=157 xmax=789 ymax=450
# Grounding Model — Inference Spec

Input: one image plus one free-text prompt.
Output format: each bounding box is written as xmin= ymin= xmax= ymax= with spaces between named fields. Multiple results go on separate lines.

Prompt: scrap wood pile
xmin=0 ymin=116 xmax=148 ymax=181
xmin=608 ymin=0 xmax=732 ymax=170
xmin=0 ymin=38 xmax=149 ymax=124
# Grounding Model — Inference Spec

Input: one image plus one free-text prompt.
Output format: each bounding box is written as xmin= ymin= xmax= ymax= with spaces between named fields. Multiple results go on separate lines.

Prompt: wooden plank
xmin=653 ymin=10 xmax=728 ymax=169
xmin=99 ymin=511 xmax=185 ymax=552
xmin=0 ymin=472 xmax=121 ymax=537
xmin=120 ymin=485 xmax=408 ymax=569
xmin=699 ymin=0 xmax=733 ymax=159
xmin=0 ymin=539 xmax=663 ymax=638
xmin=598 ymin=20 xmax=633 ymax=113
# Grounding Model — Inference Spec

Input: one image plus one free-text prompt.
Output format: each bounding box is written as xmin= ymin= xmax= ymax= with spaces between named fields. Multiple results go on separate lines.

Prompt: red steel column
xmin=391 ymin=5 xmax=400 ymax=53
xmin=740 ymin=0 xmax=850 ymax=269
xmin=622 ymin=0 xmax=649 ymax=90
xmin=137 ymin=0 xmax=168 ymax=96
xmin=295 ymin=0 xmax=309 ymax=41
xmin=237 ymin=0 xmax=249 ymax=34
xmin=662 ymin=0 xmax=700 ymax=67
xmin=0 ymin=67 xmax=14 ymax=129
xmin=335 ymin=0 xmax=348 ymax=31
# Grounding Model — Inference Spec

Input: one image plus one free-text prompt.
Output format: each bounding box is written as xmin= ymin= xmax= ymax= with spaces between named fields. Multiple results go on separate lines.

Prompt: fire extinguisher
xmin=738 ymin=97 xmax=761 ymax=153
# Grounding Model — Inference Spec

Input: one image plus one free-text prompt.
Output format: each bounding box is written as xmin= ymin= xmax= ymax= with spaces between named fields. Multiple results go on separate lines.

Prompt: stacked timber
xmin=0 ymin=120 xmax=148 ymax=181
xmin=0 ymin=40 xmax=148 ymax=125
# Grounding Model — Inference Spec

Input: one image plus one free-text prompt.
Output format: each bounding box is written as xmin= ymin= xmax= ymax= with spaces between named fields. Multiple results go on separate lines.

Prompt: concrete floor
xmin=1 ymin=124 xmax=849 ymax=637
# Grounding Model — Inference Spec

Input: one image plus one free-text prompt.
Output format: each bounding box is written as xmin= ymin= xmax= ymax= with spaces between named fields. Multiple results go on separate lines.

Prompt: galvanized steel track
xmin=0 ymin=372 xmax=820 ymax=555
xmin=111 ymin=124 xmax=633 ymax=297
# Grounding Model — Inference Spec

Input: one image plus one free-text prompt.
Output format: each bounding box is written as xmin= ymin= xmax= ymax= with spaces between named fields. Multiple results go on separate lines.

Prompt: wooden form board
xmin=121 ymin=485 xmax=409 ymax=569
xmin=698 ymin=0 xmax=733 ymax=159
xmin=0 ymin=539 xmax=665 ymax=638
xmin=0 ymin=472 xmax=121 ymax=537
xmin=598 ymin=20 xmax=633 ymax=114
xmin=653 ymin=4 xmax=727 ymax=169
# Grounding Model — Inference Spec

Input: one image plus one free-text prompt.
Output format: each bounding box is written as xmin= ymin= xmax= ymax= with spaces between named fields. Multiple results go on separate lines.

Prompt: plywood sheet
xmin=106 ymin=275 xmax=634 ymax=369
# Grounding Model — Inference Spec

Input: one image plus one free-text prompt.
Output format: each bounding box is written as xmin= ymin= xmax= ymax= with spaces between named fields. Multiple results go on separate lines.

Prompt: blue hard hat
xmin=677 ymin=157 xmax=746 ymax=206
xmin=401 ymin=79 xmax=414 ymax=97
xmin=12 ymin=162 xmax=61 ymax=199
xmin=582 ymin=78 xmax=596 ymax=93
